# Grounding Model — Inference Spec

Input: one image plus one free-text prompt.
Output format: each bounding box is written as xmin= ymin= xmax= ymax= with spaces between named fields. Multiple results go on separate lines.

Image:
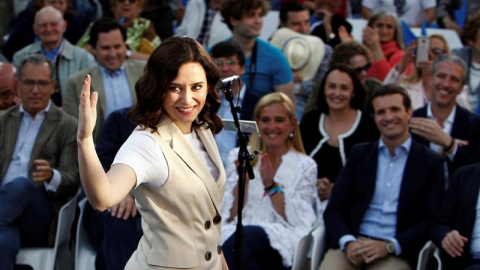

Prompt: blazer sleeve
xmin=52 ymin=113 xmax=80 ymax=199
xmin=63 ymin=73 xmax=81 ymax=119
xmin=452 ymin=115 xmax=480 ymax=171
xmin=323 ymin=145 xmax=363 ymax=247
xmin=431 ymin=168 xmax=462 ymax=247
xmin=395 ymin=150 xmax=445 ymax=253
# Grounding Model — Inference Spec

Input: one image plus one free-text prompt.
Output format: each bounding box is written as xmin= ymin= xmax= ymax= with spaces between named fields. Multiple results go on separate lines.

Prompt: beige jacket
xmin=126 ymin=117 xmax=226 ymax=269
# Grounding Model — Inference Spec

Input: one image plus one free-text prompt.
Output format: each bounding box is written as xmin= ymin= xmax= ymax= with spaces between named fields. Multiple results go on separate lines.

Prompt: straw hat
xmin=270 ymin=28 xmax=325 ymax=81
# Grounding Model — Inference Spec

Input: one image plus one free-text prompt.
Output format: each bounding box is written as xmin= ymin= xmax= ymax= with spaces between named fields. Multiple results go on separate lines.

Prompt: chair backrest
xmin=16 ymin=194 xmax=78 ymax=270
xmin=310 ymin=224 xmax=326 ymax=270
xmin=54 ymin=194 xmax=78 ymax=269
xmin=74 ymin=197 xmax=97 ymax=270
xmin=292 ymin=232 xmax=313 ymax=270
xmin=417 ymin=240 xmax=442 ymax=270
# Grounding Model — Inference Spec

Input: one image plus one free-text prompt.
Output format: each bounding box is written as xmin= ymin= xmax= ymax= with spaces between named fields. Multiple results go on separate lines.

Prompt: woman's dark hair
xmin=315 ymin=65 xmax=365 ymax=114
xmin=130 ymin=36 xmax=223 ymax=134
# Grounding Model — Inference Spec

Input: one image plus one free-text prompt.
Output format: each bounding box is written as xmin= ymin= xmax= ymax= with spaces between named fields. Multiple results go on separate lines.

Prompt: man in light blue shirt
xmin=320 ymin=84 xmax=445 ymax=269
xmin=63 ymin=18 xmax=145 ymax=142
xmin=0 ymin=54 xmax=78 ymax=269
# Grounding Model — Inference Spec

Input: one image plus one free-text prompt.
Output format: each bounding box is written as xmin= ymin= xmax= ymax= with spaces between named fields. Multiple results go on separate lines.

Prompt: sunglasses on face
xmin=353 ymin=63 xmax=372 ymax=74
xmin=430 ymin=48 xmax=446 ymax=56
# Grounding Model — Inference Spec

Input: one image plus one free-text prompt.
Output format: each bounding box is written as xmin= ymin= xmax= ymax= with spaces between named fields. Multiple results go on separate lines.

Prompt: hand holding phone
xmin=415 ymin=37 xmax=430 ymax=64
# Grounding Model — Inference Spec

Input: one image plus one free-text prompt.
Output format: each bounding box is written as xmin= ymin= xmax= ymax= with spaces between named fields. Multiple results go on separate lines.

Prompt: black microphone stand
xmin=223 ymin=80 xmax=255 ymax=270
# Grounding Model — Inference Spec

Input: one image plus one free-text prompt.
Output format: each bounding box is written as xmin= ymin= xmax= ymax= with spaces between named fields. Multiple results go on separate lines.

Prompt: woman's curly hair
xmin=129 ymin=36 xmax=223 ymax=134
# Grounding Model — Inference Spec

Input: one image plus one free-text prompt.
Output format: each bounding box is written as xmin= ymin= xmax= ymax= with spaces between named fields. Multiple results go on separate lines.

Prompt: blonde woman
xmin=221 ymin=92 xmax=318 ymax=269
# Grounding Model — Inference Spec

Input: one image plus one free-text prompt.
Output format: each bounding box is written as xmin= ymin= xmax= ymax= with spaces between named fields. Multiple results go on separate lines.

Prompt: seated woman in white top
xmin=221 ymin=92 xmax=318 ymax=270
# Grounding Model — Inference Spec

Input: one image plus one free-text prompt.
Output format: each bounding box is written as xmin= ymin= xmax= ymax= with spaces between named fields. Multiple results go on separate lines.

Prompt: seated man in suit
xmin=320 ymin=84 xmax=445 ymax=270
xmin=432 ymin=162 xmax=480 ymax=270
xmin=410 ymin=54 xmax=480 ymax=177
xmin=63 ymin=17 xmax=145 ymax=142
xmin=0 ymin=54 xmax=78 ymax=269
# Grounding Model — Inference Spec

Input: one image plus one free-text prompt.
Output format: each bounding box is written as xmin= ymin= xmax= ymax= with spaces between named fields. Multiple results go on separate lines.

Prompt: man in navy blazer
xmin=410 ymin=54 xmax=480 ymax=176
xmin=320 ymin=85 xmax=445 ymax=269
xmin=431 ymin=163 xmax=480 ymax=270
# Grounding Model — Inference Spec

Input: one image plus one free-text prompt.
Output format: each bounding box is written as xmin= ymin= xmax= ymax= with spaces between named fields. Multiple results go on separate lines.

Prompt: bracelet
xmin=443 ymin=137 xmax=455 ymax=152
xmin=267 ymin=185 xmax=284 ymax=196
xmin=264 ymin=180 xmax=276 ymax=191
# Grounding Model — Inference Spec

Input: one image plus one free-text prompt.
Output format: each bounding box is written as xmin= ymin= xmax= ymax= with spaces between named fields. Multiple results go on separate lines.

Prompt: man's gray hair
xmin=432 ymin=53 xmax=467 ymax=83
xmin=19 ymin=54 xmax=56 ymax=81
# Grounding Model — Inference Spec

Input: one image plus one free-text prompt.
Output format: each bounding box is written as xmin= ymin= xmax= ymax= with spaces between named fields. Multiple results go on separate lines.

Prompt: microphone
xmin=220 ymin=75 xmax=240 ymax=90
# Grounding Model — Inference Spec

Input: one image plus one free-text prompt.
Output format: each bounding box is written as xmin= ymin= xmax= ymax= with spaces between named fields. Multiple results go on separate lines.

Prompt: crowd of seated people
xmin=2 ymin=0 xmax=480 ymax=269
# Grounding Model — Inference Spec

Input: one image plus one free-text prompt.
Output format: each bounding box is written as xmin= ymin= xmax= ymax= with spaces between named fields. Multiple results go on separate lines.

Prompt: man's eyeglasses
xmin=215 ymin=59 xmax=239 ymax=67
xmin=117 ymin=0 xmax=137 ymax=3
xmin=19 ymin=79 xmax=54 ymax=89
xmin=353 ymin=63 xmax=372 ymax=74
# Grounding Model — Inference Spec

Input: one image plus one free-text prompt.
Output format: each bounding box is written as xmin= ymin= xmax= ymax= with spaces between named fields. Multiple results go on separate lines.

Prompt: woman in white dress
xmin=221 ymin=92 xmax=318 ymax=269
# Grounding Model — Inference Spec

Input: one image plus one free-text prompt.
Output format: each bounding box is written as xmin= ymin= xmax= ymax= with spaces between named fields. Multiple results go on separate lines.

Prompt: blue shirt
xmin=340 ymin=137 xmax=412 ymax=256
xmin=241 ymin=38 xmax=293 ymax=97
xmin=100 ymin=65 xmax=133 ymax=119
xmin=41 ymin=39 xmax=64 ymax=62
xmin=2 ymin=102 xmax=61 ymax=191
xmin=215 ymin=84 xmax=246 ymax=166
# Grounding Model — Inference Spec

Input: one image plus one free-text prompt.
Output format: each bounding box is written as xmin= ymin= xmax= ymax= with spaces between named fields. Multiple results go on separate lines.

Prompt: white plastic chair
xmin=292 ymin=198 xmax=327 ymax=270
xmin=74 ymin=197 xmax=96 ymax=270
xmin=310 ymin=225 xmax=326 ymax=270
xmin=292 ymin=224 xmax=326 ymax=270
xmin=417 ymin=240 xmax=442 ymax=270
xmin=16 ymin=195 xmax=77 ymax=270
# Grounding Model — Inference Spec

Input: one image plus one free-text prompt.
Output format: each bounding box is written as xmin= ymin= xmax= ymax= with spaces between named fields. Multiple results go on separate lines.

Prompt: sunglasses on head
xmin=353 ymin=63 xmax=371 ymax=74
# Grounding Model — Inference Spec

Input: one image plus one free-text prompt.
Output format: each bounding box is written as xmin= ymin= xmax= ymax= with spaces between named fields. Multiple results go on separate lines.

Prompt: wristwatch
xmin=386 ymin=241 xmax=396 ymax=254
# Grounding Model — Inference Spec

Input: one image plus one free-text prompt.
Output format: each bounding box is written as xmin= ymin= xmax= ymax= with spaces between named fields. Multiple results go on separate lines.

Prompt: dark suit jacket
xmin=412 ymin=105 xmax=480 ymax=174
xmin=431 ymin=163 xmax=480 ymax=270
xmin=324 ymin=139 xmax=445 ymax=267
xmin=95 ymin=107 xmax=136 ymax=171
xmin=0 ymin=104 xmax=79 ymax=211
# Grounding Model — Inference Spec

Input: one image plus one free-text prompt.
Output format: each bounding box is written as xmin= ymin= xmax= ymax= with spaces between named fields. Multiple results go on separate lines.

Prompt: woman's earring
xmin=289 ymin=132 xmax=294 ymax=138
